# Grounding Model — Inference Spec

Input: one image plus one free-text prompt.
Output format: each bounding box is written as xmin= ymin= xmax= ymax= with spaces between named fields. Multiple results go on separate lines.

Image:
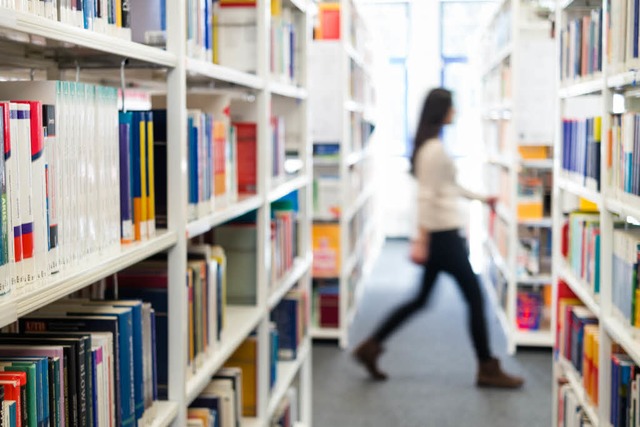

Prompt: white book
xmin=216 ymin=5 xmax=257 ymax=73
xmin=203 ymin=379 xmax=236 ymax=427
xmin=15 ymin=102 xmax=35 ymax=284
xmin=227 ymin=124 xmax=238 ymax=204
xmin=4 ymin=103 xmax=21 ymax=290
xmin=91 ymin=331 xmax=115 ymax=426
xmin=43 ymin=104 xmax=60 ymax=274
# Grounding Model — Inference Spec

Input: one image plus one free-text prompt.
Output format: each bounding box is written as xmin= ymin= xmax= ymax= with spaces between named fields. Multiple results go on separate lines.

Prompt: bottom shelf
xmin=310 ymin=327 xmax=341 ymax=340
xmin=514 ymin=329 xmax=553 ymax=347
xmin=147 ymin=400 xmax=180 ymax=427
xmin=242 ymin=417 xmax=263 ymax=427
xmin=557 ymin=357 xmax=599 ymax=426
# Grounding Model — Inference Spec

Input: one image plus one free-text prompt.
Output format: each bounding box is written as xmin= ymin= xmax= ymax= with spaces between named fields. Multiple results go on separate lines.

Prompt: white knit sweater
xmin=415 ymin=138 xmax=487 ymax=232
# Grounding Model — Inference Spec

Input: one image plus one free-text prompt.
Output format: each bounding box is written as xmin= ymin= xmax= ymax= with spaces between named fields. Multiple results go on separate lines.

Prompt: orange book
xmin=214 ymin=121 xmax=227 ymax=198
xmin=312 ymin=223 xmax=341 ymax=278
xmin=316 ymin=3 xmax=341 ymax=40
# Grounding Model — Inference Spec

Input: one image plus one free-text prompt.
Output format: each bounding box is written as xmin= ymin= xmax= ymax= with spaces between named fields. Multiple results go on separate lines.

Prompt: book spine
xmin=15 ymin=104 xmax=34 ymax=284
xmin=43 ymin=105 xmax=59 ymax=274
xmin=145 ymin=111 xmax=155 ymax=238
xmin=118 ymin=120 xmax=133 ymax=244
xmin=0 ymin=104 xmax=9 ymax=297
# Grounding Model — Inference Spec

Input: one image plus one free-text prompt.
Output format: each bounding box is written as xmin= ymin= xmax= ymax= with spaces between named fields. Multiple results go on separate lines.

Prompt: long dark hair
xmin=410 ymin=88 xmax=453 ymax=175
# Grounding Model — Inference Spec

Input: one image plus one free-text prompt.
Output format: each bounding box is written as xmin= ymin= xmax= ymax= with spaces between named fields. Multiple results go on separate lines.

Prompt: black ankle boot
xmin=353 ymin=338 xmax=388 ymax=380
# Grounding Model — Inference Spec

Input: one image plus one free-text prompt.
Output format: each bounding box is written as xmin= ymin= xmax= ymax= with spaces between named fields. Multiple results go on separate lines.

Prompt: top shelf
xmin=0 ymin=8 xmax=177 ymax=68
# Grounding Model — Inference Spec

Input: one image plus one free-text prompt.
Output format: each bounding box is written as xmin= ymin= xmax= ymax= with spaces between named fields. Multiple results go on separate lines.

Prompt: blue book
xmin=109 ymin=285 xmax=168 ymax=397
xmin=188 ymin=115 xmax=199 ymax=211
xmin=150 ymin=309 xmax=158 ymax=401
xmin=271 ymin=299 xmax=298 ymax=360
xmin=118 ymin=118 xmax=133 ymax=242
xmin=7 ymin=400 xmax=16 ymax=427
xmin=98 ymin=300 xmax=145 ymax=421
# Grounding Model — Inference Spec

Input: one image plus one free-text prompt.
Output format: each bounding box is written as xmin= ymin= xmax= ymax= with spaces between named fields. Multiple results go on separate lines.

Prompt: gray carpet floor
xmin=312 ymin=239 xmax=553 ymax=427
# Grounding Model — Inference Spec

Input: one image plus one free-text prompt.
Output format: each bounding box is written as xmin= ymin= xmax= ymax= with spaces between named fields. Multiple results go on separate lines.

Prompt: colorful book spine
xmin=0 ymin=104 xmax=10 ymax=296
xmin=118 ymin=116 xmax=134 ymax=244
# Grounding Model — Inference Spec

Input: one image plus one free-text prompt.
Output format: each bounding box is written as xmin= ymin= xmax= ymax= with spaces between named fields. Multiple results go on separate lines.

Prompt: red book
xmin=233 ymin=122 xmax=257 ymax=194
xmin=0 ymin=371 xmax=26 ymax=427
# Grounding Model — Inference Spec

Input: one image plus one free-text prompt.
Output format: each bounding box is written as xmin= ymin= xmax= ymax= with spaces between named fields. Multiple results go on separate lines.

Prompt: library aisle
xmin=313 ymin=239 xmax=552 ymax=427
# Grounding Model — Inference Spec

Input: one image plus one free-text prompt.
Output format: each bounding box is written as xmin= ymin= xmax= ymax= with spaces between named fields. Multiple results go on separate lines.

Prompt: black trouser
xmin=373 ymin=229 xmax=492 ymax=362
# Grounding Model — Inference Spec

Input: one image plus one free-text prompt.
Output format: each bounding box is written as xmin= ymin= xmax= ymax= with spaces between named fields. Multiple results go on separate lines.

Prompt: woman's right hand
xmin=410 ymin=238 xmax=429 ymax=265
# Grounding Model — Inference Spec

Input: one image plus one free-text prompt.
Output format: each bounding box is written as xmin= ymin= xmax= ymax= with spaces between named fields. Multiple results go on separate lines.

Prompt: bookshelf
xmin=308 ymin=0 xmax=383 ymax=348
xmin=478 ymin=0 xmax=556 ymax=353
xmin=551 ymin=0 xmax=640 ymax=424
xmin=0 ymin=0 xmax=314 ymax=426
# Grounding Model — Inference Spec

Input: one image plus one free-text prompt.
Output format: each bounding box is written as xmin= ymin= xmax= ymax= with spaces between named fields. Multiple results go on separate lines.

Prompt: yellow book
xmin=583 ymin=324 xmax=597 ymax=397
xmin=139 ymin=119 xmax=148 ymax=240
xmin=225 ymin=337 xmax=258 ymax=417
xmin=212 ymin=2 xmax=220 ymax=64
xmin=578 ymin=198 xmax=599 ymax=211
xmin=146 ymin=114 xmax=156 ymax=237
xmin=271 ymin=0 xmax=282 ymax=16
xmin=116 ymin=0 xmax=122 ymax=28
xmin=592 ymin=332 xmax=600 ymax=405
xmin=518 ymin=145 xmax=549 ymax=160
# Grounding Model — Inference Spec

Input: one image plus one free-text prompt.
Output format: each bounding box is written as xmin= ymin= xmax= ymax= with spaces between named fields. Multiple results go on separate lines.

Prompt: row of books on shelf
xmin=561 ymin=116 xmax=602 ymax=191
xmin=0 ymin=81 xmax=162 ymax=297
xmin=516 ymin=286 xmax=551 ymax=331
xmin=185 ymin=109 xmax=240 ymax=222
xmin=0 ymin=297 xmax=159 ymax=427
xmin=0 ymin=0 xmax=302 ymax=84
xmin=609 ymin=112 xmax=640 ymax=199
xmin=188 ymin=364 xmax=300 ymax=427
xmin=0 ymin=236 xmax=308 ymax=426
xmin=0 ymin=288 xmax=307 ymax=427
xmin=557 ymin=383 xmax=595 ymax=427
xmin=517 ymin=225 xmax=552 ymax=277
xmin=0 ymin=0 xmax=148 ymax=39
xmin=608 ymin=0 xmax=640 ymax=72
xmin=557 ymin=282 xmax=640 ymax=427
xmin=565 ymin=211 xmax=601 ymax=295
xmin=186 ymin=0 xmax=300 ymax=84
xmin=559 ymin=9 xmax=603 ymax=83
xmin=612 ymin=227 xmax=640 ymax=328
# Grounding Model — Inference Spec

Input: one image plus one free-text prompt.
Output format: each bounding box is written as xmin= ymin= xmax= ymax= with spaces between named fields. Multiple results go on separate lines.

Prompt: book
xmin=224 ymin=336 xmax=257 ymax=417
xmin=118 ymin=116 xmax=134 ymax=244
xmin=233 ymin=122 xmax=257 ymax=194
xmin=0 ymin=103 xmax=10 ymax=296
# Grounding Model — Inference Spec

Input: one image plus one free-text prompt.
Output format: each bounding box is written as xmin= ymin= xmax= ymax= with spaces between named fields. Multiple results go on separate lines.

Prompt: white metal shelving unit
xmin=478 ymin=0 xmax=556 ymax=353
xmin=551 ymin=0 xmax=640 ymax=424
xmin=0 ymin=0 xmax=315 ymax=425
xmin=309 ymin=0 xmax=382 ymax=349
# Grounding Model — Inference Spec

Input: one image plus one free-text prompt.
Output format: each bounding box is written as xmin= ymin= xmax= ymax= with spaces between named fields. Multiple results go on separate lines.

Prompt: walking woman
xmin=353 ymin=88 xmax=524 ymax=389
